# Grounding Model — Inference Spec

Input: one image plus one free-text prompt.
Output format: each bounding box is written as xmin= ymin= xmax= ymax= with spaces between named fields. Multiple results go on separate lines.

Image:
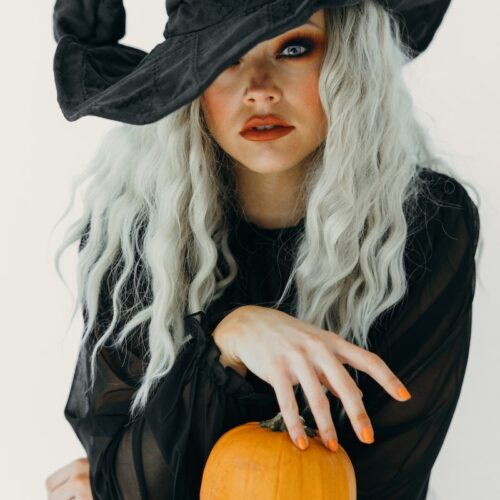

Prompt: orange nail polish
xmin=397 ymin=385 xmax=411 ymax=401
xmin=297 ymin=436 xmax=308 ymax=450
xmin=328 ymin=439 xmax=339 ymax=452
xmin=362 ymin=425 xmax=374 ymax=444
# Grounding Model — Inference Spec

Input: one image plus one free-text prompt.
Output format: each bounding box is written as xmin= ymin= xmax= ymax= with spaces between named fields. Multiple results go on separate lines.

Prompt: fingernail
xmin=361 ymin=425 xmax=374 ymax=444
xmin=327 ymin=438 xmax=339 ymax=452
xmin=297 ymin=435 xmax=308 ymax=450
xmin=397 ymin=385 xmax=411 ymax=401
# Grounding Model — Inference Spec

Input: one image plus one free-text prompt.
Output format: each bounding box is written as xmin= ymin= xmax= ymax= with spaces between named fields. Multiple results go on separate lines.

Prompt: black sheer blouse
xmin=64 ymin=168 xmax=480 ymax=499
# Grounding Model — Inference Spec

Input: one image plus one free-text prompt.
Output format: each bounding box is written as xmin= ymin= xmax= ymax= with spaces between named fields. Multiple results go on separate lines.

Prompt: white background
xmin=0 ymin=0 xmax=498 ymax=498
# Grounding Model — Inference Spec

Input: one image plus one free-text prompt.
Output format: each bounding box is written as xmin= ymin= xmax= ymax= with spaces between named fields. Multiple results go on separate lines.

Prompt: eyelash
xmin=230 ymin=35 xmax=319 ymax=66
xmin=281 ymin=37 xmax=317 ymax=58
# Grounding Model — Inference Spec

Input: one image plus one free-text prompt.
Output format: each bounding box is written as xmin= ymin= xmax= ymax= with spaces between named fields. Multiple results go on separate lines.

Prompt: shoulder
xmin=404 ymin=168 xmax=480 ymax=284
xmin=415 ymin=168 xmax=479 ymax=234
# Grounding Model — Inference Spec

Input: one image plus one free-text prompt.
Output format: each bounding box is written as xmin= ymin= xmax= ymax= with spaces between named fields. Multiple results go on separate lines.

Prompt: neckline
xmin=242 ymin=217 xmax=305 ymax=234
xmin=224 ymin=201 xmax=305 ymax=243
xmin=234 ymin=215 xmax=305 ymax=246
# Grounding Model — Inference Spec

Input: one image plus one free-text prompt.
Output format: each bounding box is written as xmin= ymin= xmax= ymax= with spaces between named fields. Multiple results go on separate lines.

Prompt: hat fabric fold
xmin=52 ymin=0 xmax=453 ymax=125
xmin=53 ymin=0 xmax=127 ymax=44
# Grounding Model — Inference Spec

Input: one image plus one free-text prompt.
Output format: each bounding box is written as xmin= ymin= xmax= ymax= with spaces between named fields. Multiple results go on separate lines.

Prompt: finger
xmin=334 ymin=339 xmax=411 ymax=402
xmin=318 ymin=372 xmax=362 ymax=400
xmin=320 ymin=355 xmax=375 ymax=444
xmin=48 ymin=471 xmax=92 ymax=500
xmin=270 ymin=369 xmax=310 ymax=451
xmin=293 ymin=357 xmax=339 ymax=452
xmin=45 ymin=458 xmax=89 ymax=493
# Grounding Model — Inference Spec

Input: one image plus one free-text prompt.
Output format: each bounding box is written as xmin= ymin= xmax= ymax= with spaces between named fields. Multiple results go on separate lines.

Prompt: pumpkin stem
xmin=259 ymin=412 xmax=318 ymax=437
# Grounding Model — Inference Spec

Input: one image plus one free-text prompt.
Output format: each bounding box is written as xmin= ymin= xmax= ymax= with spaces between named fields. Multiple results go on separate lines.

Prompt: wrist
xmin=212 ymin=312 xmax=247 ymax=377
xmin=218 ymin=350 xmax=248 ymax=377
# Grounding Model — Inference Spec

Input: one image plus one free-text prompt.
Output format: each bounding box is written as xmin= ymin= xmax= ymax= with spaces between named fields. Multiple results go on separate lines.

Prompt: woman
xmin=46 ymin=1 xmax=481 ymax=499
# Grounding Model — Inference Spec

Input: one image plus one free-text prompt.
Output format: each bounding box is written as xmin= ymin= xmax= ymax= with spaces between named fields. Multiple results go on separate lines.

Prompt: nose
xmin=239 ymin=50 xmax=283 ymax=106
xmin=242 ymin=80 xmax=282 ymax=106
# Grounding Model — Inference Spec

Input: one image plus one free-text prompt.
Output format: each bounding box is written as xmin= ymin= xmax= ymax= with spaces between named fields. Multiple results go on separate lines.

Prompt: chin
xmin=238 ymin=159 xmax=298 ymax=174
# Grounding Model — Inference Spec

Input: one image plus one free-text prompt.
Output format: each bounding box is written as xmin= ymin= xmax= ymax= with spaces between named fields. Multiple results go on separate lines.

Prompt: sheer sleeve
xmin=313 ymin=173 xmax=480 ymax=499
xmin=63 ymin=232 xmax=277 ymax=499
xmin=65 ymin=169 xmax=480 ymax=500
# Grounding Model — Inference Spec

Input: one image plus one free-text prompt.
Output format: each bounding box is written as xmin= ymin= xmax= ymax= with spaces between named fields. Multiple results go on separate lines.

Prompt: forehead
xmin=243 ymin=9 xmax=325 ymax=54
xmin=306 ymin=8 xmax=325 ymax=29
xmin=274 ymin=9 xmax=325 ymax=38
xmin=271 ymin=8 xmax=325 ymax=38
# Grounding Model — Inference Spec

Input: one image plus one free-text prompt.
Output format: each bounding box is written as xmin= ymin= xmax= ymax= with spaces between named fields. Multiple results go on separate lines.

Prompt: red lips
xmin=240 ymin=114 xmax=293 ymax=133
xmin=239 ymin=114 xmax=295 ymax=141
xmin=240 ymin=126 xmax=295 ymax=141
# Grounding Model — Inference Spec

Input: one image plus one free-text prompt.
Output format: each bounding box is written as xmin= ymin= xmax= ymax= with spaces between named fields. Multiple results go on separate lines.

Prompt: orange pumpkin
xmin=200 ymin=412 xmax=356 ymax=499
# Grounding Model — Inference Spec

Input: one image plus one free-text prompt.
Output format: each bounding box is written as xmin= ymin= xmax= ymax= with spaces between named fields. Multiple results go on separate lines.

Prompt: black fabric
xmin=52 ymin=0 xmax=453 ymax=125
xmin=64 ymin=168 xmax=480 ymax=499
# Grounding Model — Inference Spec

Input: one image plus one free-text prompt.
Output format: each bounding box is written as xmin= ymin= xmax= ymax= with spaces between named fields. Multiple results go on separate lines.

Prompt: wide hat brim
xmin=53 ymin=0 xmax=452 ymax=126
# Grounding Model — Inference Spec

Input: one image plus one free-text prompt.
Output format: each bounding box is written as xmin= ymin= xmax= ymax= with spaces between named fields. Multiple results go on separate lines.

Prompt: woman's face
xmin=201 ymin=9 xmax=327 ymax=177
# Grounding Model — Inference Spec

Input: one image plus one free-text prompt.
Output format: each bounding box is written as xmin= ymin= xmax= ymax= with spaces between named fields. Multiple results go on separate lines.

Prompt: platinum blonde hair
xmin=54 ymin=1 xmax=482 ymax=418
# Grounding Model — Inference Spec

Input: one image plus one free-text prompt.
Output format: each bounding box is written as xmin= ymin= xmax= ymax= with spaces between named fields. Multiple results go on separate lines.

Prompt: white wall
xmin=0 ymin=0 xmax=498 ymax=498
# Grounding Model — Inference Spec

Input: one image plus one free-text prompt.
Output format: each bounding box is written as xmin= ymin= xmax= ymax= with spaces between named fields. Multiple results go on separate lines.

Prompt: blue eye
xmin=278 ymin=38 xmax=314 ymax=59
xmin=229 ymin=36 xmax=316 ymax=67
xmin=280 ymin=43 xmax=307 ymax=57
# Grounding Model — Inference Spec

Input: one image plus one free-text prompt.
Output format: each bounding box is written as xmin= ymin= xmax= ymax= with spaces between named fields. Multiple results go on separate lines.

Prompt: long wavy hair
xmin=54 ymin=0 xmax=482 ymax=418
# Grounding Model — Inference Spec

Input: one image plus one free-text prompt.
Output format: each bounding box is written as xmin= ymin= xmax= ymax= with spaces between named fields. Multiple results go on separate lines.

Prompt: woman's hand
xmin=214 ymin=305 xmax=411 ymax=452
xmin=45 ymin=457 xmax=92 ymax=499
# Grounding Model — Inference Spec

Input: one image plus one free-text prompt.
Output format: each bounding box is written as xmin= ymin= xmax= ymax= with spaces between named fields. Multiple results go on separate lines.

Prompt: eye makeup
xmin=229 ymin=28 xmax=326 ymax=67
xmin=275 ymin=29 xmax=326 ymax=61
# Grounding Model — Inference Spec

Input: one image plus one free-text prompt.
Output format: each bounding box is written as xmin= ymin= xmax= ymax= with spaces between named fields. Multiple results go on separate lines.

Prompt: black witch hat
xmin=52 ymin=0 xmax=452 ymax=125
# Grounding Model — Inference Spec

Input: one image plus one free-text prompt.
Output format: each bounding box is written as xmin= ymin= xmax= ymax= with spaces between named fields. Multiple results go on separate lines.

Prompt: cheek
xmin=290 ymin=70 xmax=327 ymax=141
xmin=298 ymin=72 xmax=324 ymax=118
xmin=201 ymin=88 xmax=227 ymax=130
